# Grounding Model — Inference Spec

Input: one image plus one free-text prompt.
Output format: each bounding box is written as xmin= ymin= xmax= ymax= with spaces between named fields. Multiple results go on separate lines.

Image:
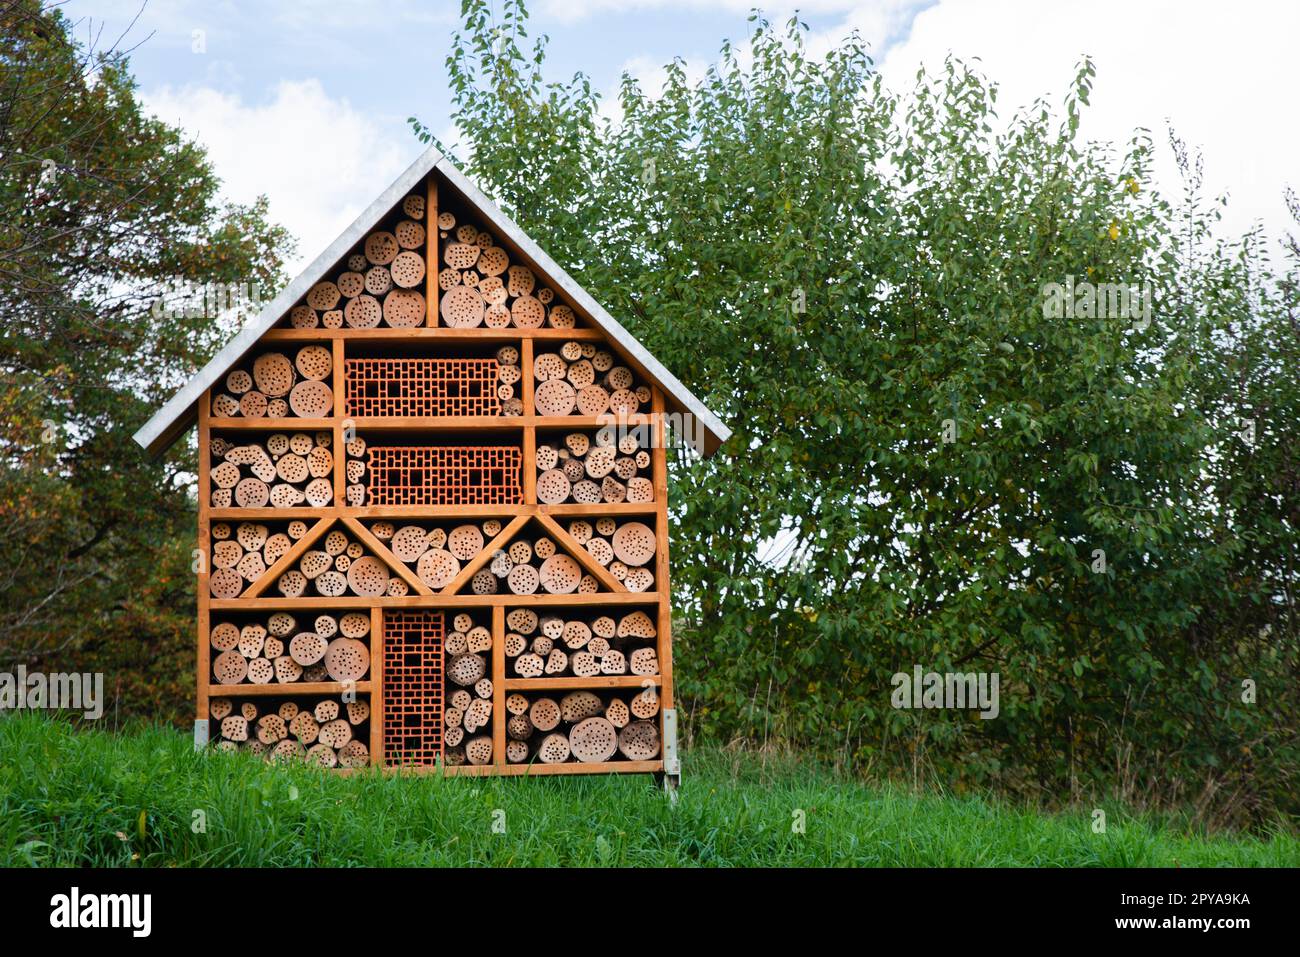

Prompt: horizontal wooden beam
xmin=205 ymin=681 xmax=374 ymax=697
xmin=341 ymin=759 xmax=663 ymax=778
xmin=261 ymin=327 xmax=606 ymax=341
xmin=503 ymin=675 xmax=661 ymax=690
xmin=211 ymin=592 xmax=661 ymax=610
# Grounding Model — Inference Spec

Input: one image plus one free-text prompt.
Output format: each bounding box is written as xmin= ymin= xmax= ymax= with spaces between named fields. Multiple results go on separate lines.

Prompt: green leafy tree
xmin=414 ymin=0 xmax=1297 ymax=824
xmin=0 ymin=1 xmax=293 ymax=719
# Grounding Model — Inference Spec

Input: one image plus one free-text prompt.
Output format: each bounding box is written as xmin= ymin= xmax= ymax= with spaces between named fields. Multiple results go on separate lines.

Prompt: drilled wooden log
xmin=571 ymin=651 xmax=600 ymax=677
xmin=529 ymin=697 xmax=561 ymax=732
xmin=617 ymin=611 xmax=656 ymax=640
xmin=629 ymin=648 xmax=659 ymax=676
xmin=289 ymin=711 xmax=320 ymax=744
xmin=448 ymin=653 xmax=487 ymax=686
xmin=274 ymin=656 xmax=303 ymax=683
xmin=605 ymin=698 xmax=630 ymax=729
xmin=537 ymin=733 xmax=570 ymax=763
xmin=338 ymin=740 xmax=369 ymax=768
xmin=256 ymin=713 xmax=288 ymax=745
xmin=220 ymin=715 xmax=248 ymax=742
xmin=507 ymin=713 xmax=533 ymax=741
xmin=506 ymin=739 xmax=529 ymax=763
xmin=318 ymin=718 xmax=353 ymax=749
xmin=325 ymin=638 xmax=370 ymax=682
xmin=618 ymin=720 xmax=660 ymax=760
xmin=339 ymin=612 xmax=370 ymax=638
xmin=569 ymin=717 xmax=618 ymax=763
xmin=630 ymin=688 xmax=660 ymax=720
xmin=560 ymin=691 xmax=603 ymax=723
xmin=561 ymin=620 xmax=591 ymax=650
xmin=513 ymin=653 xmax=544 ymax=679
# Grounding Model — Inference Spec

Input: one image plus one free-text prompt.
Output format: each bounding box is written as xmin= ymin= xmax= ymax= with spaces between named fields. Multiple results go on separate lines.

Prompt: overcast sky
xmin=61 ymin=0 xmax=1298 ymax=270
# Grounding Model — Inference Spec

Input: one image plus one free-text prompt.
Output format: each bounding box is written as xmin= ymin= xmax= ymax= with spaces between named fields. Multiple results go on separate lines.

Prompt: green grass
xmin=1 ymin=714 xmax=1295 ymax=867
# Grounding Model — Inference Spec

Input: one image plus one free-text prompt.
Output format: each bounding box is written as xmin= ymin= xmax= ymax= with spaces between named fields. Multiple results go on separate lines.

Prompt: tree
xmin=0 ymin=0 xmax=293 ymax=719
xmin=414 ymin=0 xmax=1297 ymax=824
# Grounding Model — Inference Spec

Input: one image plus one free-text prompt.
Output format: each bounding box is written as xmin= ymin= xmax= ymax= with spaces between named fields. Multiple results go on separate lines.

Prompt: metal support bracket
xmin=193 ymin=718 xmax=209 ymax=751
xmin=661 ymin=708 xmax=680 ymax=799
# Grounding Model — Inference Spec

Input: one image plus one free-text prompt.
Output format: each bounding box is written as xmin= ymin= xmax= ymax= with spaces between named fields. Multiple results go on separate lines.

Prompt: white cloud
xmin=855 ymin=0 xmax=1300 ymax=244
xmin=539 ymin=0 xmax=867 ymax=20
xmin=142 ymin=79 xmax=416 ymax=270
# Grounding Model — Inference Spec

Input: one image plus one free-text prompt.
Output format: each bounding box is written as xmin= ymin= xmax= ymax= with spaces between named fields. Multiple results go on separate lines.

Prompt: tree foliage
xmin=413 ymin=0 xmax=1299 ymax=824
xmin=0 ymin=1 xmax=292 ymax=717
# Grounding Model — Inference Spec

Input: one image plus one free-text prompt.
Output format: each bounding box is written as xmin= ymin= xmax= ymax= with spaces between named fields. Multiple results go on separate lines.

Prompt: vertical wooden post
xmin=651 ymin=387 xmax=674 ymax=712
xmin=196 ymin=389 xmax=212 ymax=724
xmin=333 ymin=338 xmax=346 ymax=507
xmin=370 ymin=606 xmax=384 ymax=767
xmin=520 ymin=338 xmax=534 ymax=415
xmin=491 ymin=604 xmax=505 ymax=767
xmin=427 ymin=175 xmax=439 ymax=327
xmin=521 ymin=337 xmax=536 ymax=504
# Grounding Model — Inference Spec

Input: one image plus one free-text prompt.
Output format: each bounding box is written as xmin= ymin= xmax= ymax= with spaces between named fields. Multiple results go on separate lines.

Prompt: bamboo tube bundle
xmin=535 ymin=427 xmax=654 ymax=504
xmin=504 ymin=690 xmax=660 ymax=764
xmin=502 ymin=609 xmax=658 ymax=680
xmin=209 ymin=346 xmax=334 ymax=419
xmin=209 ymin=427 xmax=334 ymax=509
xmin=208 ymin=694 xmax=370 ymax=766
xmin=210 ymin=612 xmax=371 ymax=684
xmin=433 ymin=210 xmax=580 ymax=330
xmin=283 ymin=199 xmax=429 ymax=329
xmin=443 ymin=610 xmax=493 ymax=767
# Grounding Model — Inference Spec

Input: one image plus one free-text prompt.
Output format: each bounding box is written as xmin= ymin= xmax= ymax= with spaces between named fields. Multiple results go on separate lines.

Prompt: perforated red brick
xmin=382 ymin=610 xmax=444 ymax=767
xmin=345 ymin=357 xmax=500 ymax=417
xmin=366 ymin=446 xmax=523 ymax=505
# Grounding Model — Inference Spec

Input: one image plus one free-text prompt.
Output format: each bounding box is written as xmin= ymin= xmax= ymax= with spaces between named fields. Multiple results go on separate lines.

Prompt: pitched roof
xmin=133 ymin=146 xmax=731 ymax=457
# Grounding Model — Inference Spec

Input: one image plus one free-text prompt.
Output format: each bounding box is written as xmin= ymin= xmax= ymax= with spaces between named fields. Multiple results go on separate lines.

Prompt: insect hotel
xmin=134 ymin=149 xmax=730 ymax=778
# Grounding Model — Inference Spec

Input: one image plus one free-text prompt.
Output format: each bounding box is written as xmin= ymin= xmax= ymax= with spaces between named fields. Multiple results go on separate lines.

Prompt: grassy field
xmin=1 ymin=714 xmax=1295 ymax=867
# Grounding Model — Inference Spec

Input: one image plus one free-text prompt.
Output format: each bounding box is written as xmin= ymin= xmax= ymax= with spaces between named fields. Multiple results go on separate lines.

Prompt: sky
xmin=58 ymin=0 xmax=1299 ymax=271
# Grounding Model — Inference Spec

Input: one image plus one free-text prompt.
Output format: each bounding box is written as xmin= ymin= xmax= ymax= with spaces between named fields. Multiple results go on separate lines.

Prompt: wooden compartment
xmin=207 ymin=692 xmax=373 ymax=768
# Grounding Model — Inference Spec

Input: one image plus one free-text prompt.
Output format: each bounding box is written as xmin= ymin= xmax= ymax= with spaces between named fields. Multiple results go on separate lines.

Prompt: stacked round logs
xmin=532 ymin=341 xmax=650 ymax=417
xmin=285 ymin=193 xmax=428 ymax=330
xmin=478 ymin=527 xmax=595 ymax=596
xmin=209 ymin=430 xmax=334 ymax=509
xmin=344 ymin=435 xmax=367 ymax=507
xmin=573 ymin=517 xmax=656 ymax=592
xmin=209 ymin=345 xmax=334 ymax=419
xmin=435 ymin=211 xmax=576 ymax=330
xmin=209 ymin=695 xmax=371 ymax=768
xmin=210 ymin=611 xmax=372 ymax=686
xmin=442 ymin=612 xmax=493 ymax=767
xmin=504 ymin=688 xmax=661 ymax=765
xmin=272 ymin=526 xmax=401 ymax=599
xmin=504 ymin=608 xmax=658 ymax=680
xmin=495 ymin=345 xmax=524 ymax=417
xmin=536 ymin=426 xmax=654 ymax=505
xmin=370 ymin=519 xmax=497 ymax=591
xmin=210 ymin=521 xmax=298 ymax=599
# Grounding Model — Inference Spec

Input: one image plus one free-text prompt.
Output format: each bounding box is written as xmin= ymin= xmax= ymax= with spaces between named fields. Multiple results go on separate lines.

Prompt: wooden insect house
xmin=134 ymin=150 xmax=730 ymax=777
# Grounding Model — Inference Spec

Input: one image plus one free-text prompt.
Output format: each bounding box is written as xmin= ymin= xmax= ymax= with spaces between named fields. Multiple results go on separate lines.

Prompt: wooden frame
xmin=195 ymin=171 xmax=675 ymax=777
